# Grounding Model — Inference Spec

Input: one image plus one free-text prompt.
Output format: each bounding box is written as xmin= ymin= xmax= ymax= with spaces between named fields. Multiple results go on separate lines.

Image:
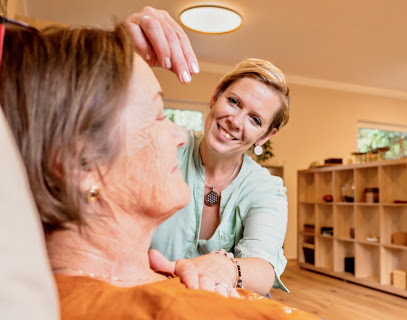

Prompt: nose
xmin=227 ymin=111 xmax=244 ymax=130
xmin=168 ymin=118 xmax=187 ymax=149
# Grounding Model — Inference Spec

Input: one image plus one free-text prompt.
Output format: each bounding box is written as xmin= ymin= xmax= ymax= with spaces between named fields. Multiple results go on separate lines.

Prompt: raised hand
xmin=125 ymin=6 xmax=199 ymax=84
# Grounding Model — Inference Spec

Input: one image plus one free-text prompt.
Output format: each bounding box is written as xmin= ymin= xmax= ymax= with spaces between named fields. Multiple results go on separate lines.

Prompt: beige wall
xmin=154 ymin=68 xmax=407 ymax=259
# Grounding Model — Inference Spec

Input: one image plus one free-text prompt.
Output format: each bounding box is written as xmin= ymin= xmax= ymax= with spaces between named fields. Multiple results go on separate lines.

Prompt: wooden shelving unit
xmin=297 ymin=158 xmax=407 ymax=298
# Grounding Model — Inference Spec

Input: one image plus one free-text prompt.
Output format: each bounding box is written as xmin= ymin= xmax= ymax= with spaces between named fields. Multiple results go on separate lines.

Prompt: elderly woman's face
xmin=108 ymin=55 xmax=190 ymax=221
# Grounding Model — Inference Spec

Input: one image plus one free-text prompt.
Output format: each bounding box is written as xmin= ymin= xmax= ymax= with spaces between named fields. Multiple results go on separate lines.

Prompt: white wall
xmin=154 ymin=67 xmax=407 ymax=259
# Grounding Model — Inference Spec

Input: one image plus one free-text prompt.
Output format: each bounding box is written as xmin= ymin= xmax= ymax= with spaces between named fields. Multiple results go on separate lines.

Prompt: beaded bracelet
xmin=232 ymin=259 xmax=243 ymax=289
xmin=210 ymin=249 xmax=243 ymax=289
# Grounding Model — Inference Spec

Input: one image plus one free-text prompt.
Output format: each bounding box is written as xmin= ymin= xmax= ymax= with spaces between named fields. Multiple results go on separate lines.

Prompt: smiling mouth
xmin=218 ymin=124 xmax=237 ymax=140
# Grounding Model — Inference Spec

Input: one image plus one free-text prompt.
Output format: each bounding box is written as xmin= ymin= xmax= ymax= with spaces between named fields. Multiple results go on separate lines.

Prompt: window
xmin=163 ymin=108 xmax=203 ymax=131
xmin=357 ymin=121 xmax=407 ymax=159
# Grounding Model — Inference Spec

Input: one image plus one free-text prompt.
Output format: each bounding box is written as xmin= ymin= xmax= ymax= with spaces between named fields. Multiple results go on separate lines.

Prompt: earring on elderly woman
xmin=87 ymin=186 xmax=100 ymax=203
xmin=254 ymin=145 xmax=263 ymax=156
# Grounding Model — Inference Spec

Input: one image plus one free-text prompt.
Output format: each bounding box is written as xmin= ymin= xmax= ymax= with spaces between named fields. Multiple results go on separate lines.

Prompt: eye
xmin=251 ymin=116 xmax=262 ymax=126
xmin=227 ymin=96 xmax=239 ymax=106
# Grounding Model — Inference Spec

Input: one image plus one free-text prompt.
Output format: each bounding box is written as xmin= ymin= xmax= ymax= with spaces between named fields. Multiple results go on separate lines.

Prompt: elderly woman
xmin=0 ymin=17 xmax=319 ymax=320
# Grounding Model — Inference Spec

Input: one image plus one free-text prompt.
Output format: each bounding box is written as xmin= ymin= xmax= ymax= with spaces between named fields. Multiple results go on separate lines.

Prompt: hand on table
xmin=149 ymin=249 xmax=240 ymax=298
xmin=125 ymin=6 xmax=199 ymax=84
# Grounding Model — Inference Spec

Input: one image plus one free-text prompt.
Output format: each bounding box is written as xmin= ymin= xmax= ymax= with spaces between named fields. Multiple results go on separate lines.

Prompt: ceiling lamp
xmin=179 ymin=6 xmax=242 ymax=34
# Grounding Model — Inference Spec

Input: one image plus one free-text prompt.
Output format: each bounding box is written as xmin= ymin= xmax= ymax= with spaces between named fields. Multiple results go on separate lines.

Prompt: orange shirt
xmin=55 ymin=275 xmax=319 ymax=320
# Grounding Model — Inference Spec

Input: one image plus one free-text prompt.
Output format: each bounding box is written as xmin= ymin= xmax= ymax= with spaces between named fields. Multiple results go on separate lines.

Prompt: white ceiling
xmin=25 ymin=0 xmax=407 ymax=97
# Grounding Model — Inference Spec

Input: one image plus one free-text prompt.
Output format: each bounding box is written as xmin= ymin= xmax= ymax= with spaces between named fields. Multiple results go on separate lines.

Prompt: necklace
xmin=52 ymin=267 xmax=168 ymax=284
xmin=204 ymin=161 xmax=241 ymax=206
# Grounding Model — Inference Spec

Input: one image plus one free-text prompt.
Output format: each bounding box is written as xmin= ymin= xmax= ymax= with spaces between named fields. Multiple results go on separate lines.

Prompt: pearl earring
xmin=87 ymin=186 xmax=100 ymax=203
xmin=254 ymin=145 xmax=263 ymax=156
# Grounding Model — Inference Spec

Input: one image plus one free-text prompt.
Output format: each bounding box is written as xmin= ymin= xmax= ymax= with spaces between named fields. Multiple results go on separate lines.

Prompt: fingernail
xmin=191 ymin=62 xmax=199 ymax=74
xmin=181 ymin=71 xmax=191 ymax=83
xmin=145 ymin=53 xmax=151 ymax=61
xmin=165 ymin=57 xmax=172 ymax=69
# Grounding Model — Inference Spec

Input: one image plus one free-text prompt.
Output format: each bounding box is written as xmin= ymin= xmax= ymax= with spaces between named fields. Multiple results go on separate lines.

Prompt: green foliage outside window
xmin=358 ymin=128 xmax=407 ymax=159
xmin=163 ymin=108 xmax=203 ymax=131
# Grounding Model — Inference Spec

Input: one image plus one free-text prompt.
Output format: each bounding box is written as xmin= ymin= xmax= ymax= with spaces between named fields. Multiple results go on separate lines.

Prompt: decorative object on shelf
xmin=350 ymin=228 xmax=355 ymax=239
xmin=365 ymin=236 xmax=380 ymax=242
xmin=344 ymin=257 xmax=355 ymax=274
xmin=376 ymin=147 xmax=390 ymax=160
xmin=364 ymin=187 xmax=379 ymax=203
xmin=308 ymin=161 xmax=320 ymax=168
xmin=304 ymin=224 xmax=315 ymax=234
xmin=248 ymin=140 xmax=273 ymax=162
xmin=391 ymin=232 xmax=407 ymax=246
xmin=392 ymin=136 xmax=406 ymax=159
xmin=322 ymin=194 xmax=333 ymax=202
xmin=392 ymin=269 xmax=407 ymax=289
xmin=324 ymin=158 xmax=342 ymax=165
xmin=351 ymin=147 xmax=390 ymax=163
xmin=321 ymin=226 xmax=333 ymax=237
xmin=341 ymin=179 xmax=355 ymax=202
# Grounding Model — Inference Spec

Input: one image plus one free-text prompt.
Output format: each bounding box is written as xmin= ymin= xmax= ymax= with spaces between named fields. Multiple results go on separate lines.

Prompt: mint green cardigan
xmin=151 ymin=129 xmax=288 ymax=291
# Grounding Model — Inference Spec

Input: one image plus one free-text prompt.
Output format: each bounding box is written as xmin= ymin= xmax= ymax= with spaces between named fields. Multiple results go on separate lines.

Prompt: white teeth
xmin=219 ymin=127 xmax=235 ymax=140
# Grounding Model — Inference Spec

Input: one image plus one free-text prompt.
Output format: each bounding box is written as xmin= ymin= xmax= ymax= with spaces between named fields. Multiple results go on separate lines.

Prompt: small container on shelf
xmin=365 ymin=187 xmax=379 ymax=203
xmin=391 ymin=232 xmax=407 ymax=246
xmin=344 ymin=257 xmax=355 ymax=274
xmin=302 ymin=242 xmax=315 ymax=265
xmin=304 ymin=224 xmax=315 ymax=234
xmin=321 ymin=226 xmax=333 ymax=237
xmin=392 ymin=270 xmax=407 ymax=289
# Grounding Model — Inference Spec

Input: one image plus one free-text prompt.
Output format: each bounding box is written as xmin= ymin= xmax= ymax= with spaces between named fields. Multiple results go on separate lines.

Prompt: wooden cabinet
xmin=297 ymin=159 xmax=407 ymax=297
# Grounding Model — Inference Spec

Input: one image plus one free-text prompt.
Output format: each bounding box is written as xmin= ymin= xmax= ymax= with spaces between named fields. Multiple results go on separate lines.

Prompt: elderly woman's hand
xmin=125 ymin=6 xmax=199 ymax=84
xmin=149 ymin=249 xmax=240 ymax=298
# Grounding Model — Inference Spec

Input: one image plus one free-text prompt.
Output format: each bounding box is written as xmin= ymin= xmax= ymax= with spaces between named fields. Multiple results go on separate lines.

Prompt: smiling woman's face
xmin=204 ymin=77 xmax=280 ymax=158
xmin=107 ymin=55 xmax=190 ymax=222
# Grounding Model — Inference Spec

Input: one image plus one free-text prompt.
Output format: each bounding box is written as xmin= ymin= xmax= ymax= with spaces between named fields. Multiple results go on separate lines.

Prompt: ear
xmin=209 ymin=85 xmax=221 ymax=108
xmin=255 ymin=127 xmax=278 ymax=147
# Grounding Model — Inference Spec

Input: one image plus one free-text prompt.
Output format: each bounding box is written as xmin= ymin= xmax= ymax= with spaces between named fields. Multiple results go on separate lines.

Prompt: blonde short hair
xmin=215 ymin=58 xmax=290 ymax=134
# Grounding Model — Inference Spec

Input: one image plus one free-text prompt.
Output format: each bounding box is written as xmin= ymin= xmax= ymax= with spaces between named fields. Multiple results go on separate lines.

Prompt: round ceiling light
xmin=179 ymin=6 xmax=242 ymax=34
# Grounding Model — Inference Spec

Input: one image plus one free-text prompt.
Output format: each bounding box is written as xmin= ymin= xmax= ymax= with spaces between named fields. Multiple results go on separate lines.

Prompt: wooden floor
xmin=270 ymin=260 xmax=407 ymax=320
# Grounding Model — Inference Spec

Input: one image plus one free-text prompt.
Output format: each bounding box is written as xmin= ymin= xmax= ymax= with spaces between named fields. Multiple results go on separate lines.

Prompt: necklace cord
xmin=203 ymin=160 xmax=241 ymax=189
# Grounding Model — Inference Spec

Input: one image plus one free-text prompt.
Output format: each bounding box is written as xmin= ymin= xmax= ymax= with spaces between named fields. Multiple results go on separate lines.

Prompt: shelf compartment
xmin=379 ymin=163 xmax=407 ymax=203
xmin=316 ymin=204 xmax=333 ymax=237
xmin=355 ymin=243 xmax=380 ymax=281
xmin=334 ymin=239 xmax=355 ymax=273
xmin=315 ymin=171 xmax=333 ymax=203
xmin=298 ymin=203 xmax=315 ymax=234
xmin=334 ymin=204 xmax=354 ymax=239
xmin=381 ymin=205 xmax=407 ymax=246
xmin=315 ymin=236 xmax=333 ymax=270
xmin=333 ymin=169 xmax=354 ymax=202
xmin=380 ymin=246 xmax=407 ymax=286
xmin=355 ymin=206 xmax=380 ymax=242
xmin=298 ymin=172 xmax=315 ymax=202
xmin=354 ymin=167 xmax=379 ymax=203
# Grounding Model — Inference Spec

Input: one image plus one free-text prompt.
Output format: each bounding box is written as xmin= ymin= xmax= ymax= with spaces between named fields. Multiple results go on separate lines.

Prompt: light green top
xmin=151 ymin=129 xmax=288 ymax=291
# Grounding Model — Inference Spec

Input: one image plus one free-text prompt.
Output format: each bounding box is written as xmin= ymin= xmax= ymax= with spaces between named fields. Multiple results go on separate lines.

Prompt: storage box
xmin=392 ymin=269 xmax=407 ymax=289
xmin=304 ymin=224 xmax=315 ymax=234
xmin=344 ymin=257 xmax=355 ymax=274
xmin=321 ymin=226 xmax=333 ymax=236
xmin=391 ymin=232 xmax=407 ymax=246
xmin=302 ymin=243 xmax=314 ymax=265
